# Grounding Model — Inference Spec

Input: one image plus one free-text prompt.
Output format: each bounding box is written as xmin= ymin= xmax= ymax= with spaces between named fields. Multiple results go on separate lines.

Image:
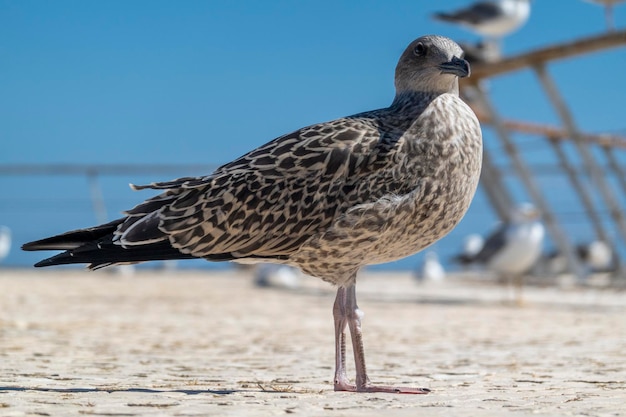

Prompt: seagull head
xmin=394 ymin=35 xmax=470 ymax=96
xmin=512 ymin=203 xmax=541 ymax=223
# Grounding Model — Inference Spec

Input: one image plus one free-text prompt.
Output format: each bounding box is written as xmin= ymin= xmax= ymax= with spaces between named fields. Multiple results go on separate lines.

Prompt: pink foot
xmin=357 ymin=384 xmax=431 ymax=394
xmin=335 ymin=382 xmax=430 ymax=394
xmin=334 ymin=382 xmax=357 ymax=392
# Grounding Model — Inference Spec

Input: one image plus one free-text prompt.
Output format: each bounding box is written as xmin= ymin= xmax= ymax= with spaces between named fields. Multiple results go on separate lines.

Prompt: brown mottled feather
xmin=23 ymin=35 xmax=482 ymax=282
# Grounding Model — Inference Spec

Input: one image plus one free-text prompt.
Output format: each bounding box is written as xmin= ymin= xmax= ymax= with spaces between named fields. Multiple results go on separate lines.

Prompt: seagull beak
xmin=439 ymin=56 xmax=471 ymax=78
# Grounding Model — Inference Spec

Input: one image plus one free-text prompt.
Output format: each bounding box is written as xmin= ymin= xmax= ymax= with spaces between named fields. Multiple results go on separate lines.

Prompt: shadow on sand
xmin=0 ymin=385 xmax=240 ymax=395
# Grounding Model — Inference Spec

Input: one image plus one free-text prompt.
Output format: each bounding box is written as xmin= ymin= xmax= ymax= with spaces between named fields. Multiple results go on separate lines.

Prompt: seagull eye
xmin=413 ymin=43 xmax=427 ymax=56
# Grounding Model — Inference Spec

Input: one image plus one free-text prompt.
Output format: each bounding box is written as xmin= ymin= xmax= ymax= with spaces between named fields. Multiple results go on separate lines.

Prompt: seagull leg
xmin=333 ymin=286 xmax=356 ymax=391
xmin=513 ymin=274 xmax=525 ymax=307
xmin=334 ymin=284 xmax=430 ymax=394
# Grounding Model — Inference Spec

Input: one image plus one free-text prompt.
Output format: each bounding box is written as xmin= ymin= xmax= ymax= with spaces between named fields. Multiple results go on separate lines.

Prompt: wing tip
xmin=432 ymin=12 xmax=453 ymax=21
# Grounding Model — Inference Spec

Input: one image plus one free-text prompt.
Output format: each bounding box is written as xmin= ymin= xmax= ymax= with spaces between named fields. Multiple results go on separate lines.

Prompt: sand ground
xmin=1 ymin=269 xmax=625 ymax=416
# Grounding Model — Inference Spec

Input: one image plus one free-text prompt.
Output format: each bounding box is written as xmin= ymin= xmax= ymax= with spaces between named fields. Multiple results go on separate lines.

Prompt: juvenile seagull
xmin=434 ymin=0 xmax=531 ymax=39
xmin=23 ymin=35 xmax=482 ymax=394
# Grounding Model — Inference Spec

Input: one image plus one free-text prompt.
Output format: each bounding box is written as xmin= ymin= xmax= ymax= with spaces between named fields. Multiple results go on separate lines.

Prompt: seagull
xmin=254 ymin=264 xmax=302 ymax=289
xmin=22 ymin=35 xmax=482 ymax=394
xmin=0 ymin=226 xmax=11 ymax=263
xmin=584 ymin=0 xmax=626 ymax=30
xmin=453 ymin=233 xmax=485 ymax=265
xmin=433 ymin=0 xmax=531 ymax=38
xmin=416 ymin=251 xmax=446 ymax=283
xmin=576 ymin=240 xmax=618 ymax=274
xmin=458 ymin=40 xmax=502 ymax=64
xmin=462 ymin=204 xmax=544 ymax=304
xmin=539 ymin=240 xmax=617 ymax=277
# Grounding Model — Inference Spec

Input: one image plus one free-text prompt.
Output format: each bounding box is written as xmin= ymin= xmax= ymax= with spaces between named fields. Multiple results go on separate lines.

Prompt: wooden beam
xmin=468 ymin=84 xmax=586 ymax=280
xmin=479 ymin=148 xmax=515 ymax=222
xmin=468 ymin=106 xmax=626 ymax=149
xmin=534 ymin=63 xmax=626 ymax=248
xmin=603 ymin=146 xmax=626 ymax=196
xmin=464 ymin=30 xmax=626 ymax=81
xmin=0 ymin=164 xmax=216 ymax=176
xmin=547 ymin=138 xmax=613 ymax=245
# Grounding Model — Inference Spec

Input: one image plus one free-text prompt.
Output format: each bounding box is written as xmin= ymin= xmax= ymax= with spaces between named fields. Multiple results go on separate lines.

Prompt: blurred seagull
xmin=463 ymin=204 xmax=544 ymax=304
xmin=577 ymin=240 xmax=618 ymax=274
xmin=254 ymin=264 xmax=302 ymax=289
xmin=416 ymin=251 xmax=446 ymax=283
xmin=0 ymin=226 xmax=11 ymax=263
xmin=453 ymin=233 xmax=485 ymax=266
xmin=541 ymin=240 xmax=618 ymax=277
xmin=584 ymin=0 xmax=626 ymax=30
xmin=433 ymin=0 xmax=531 ymax=40
xmin=459 ymin=40 xmax=502 ymax=64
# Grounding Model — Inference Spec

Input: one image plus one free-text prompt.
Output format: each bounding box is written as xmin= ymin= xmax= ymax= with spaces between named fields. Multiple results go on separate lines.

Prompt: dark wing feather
xmin=474 ymin=223 xmax=509 ymax=263
xmin=22 ymin=219 xmax=125 ymax=251
xmin=25 ymin=109 xmax=422 ymax=268
xmin=118 ymin=115 xmax=415 ymax=260
xmin=33 ymin=239 xmax=197 ymax=269
xmin=434 ymin=2 xmax=502 ymax=25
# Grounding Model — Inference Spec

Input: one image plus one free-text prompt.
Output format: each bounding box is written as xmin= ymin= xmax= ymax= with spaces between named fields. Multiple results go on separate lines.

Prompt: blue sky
xmin=1 ymin=1 xmax=626 ymax=268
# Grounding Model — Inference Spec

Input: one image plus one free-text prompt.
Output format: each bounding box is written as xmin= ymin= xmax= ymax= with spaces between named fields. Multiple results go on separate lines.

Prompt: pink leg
xmin=333 ymin=287 xmax=356 ymax=391
xmin=333 ymin=284 xmax=430 ymax=394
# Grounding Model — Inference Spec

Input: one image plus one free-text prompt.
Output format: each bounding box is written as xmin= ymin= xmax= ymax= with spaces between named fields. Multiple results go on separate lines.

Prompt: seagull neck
xmin=390 ymin=91 xmax=441 ymax=113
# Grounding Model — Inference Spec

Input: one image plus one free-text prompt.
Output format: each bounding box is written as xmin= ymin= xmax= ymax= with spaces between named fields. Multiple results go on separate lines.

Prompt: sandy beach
xmin=1 ymin=269 xmax=625 ymax=416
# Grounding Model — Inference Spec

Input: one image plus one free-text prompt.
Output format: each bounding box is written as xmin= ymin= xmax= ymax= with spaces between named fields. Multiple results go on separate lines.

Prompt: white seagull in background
xmin=0 ymin=226 xmax=11 ymax=264
xmin=254 ymin=264 xmax=302 ymax=289
xmin=539 ymin=240 xmax=617 ymax=278
xmin=577 ymin=240 xmax=618 ymax=274
xmin=458 ymin=40 xmax=502 ymax=64
xmin=433 ymin=0 xmax=531 ymax=40
xmin=416 ymin=251 xmax=446 ymax=283
xmin=464 ymin=203 xmax=544 ymax=304
xmin=453 ymin=233 xmax=485 ymax=266
xmin=584 ymin=0 xmax=626 ymax=30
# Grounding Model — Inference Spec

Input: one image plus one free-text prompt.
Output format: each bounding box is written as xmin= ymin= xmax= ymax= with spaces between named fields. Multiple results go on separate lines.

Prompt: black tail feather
xmin=22 ymin=219 xmax=125 ymax=251
xmin=23 ymin=218 xmax=200 ymax=268
xmin=23 ymin=219 xmax=272 ymax=269
xmin=33 ymin=239 xmax=198 ymax=269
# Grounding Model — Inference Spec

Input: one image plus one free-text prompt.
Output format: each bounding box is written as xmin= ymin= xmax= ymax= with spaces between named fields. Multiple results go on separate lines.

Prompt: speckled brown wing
xmin=116 ymin=115 xmax=412 ymax=260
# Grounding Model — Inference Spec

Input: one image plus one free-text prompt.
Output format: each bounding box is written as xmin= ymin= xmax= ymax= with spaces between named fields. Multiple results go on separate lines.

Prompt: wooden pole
xmin=87 ymin=171 xmax=108 ymax=224
xmin=602 ymin=146 xmax=626 ymax=197
xmin=480 ymin=147 xmax=515 ymax=222
xmin=470 ymin=82 xmax=586 ymax=281
xmin=472 ymin=110 xmax=626 ymax=254
xmin=0 ymin=164 xmax=216 ymax=176
xmin=547 ymin=138 xmax=613 ymax=244
xmin=467 ymin=30 xmax=626 ymax=81
xmin=468 ymin=108 xmax=626 ymax=149
xmin=533 ymin=64 xmax=626 ymax=245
